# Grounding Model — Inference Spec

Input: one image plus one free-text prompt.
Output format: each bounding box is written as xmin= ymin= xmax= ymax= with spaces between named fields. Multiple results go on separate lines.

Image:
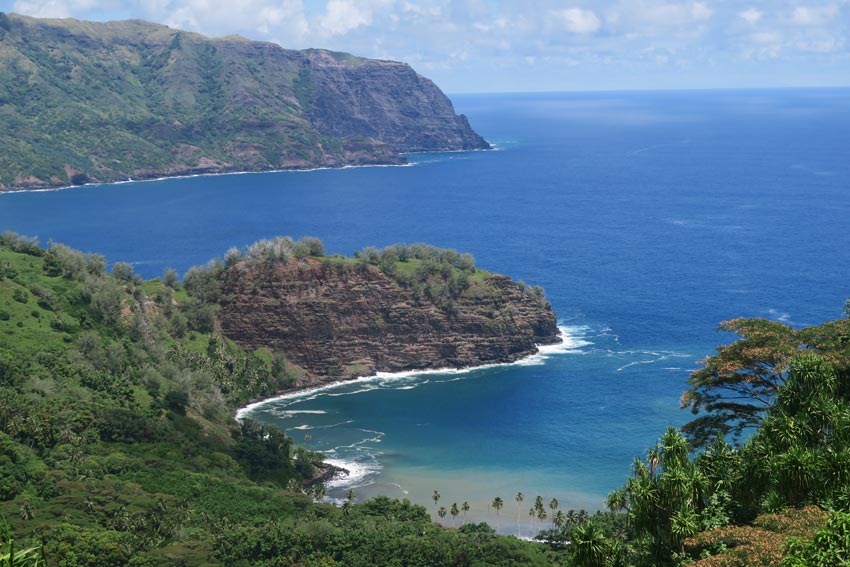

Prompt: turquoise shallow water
xmin=2 ymin=88 xmax=849 ymax=529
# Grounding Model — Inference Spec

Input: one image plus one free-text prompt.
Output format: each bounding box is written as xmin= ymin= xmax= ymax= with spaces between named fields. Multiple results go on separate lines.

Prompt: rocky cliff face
xmin=217 ymin=259 xmax=559 ymax=386
xmin=304 ymin=50 xmax=489 ymax=152
xmin=0 ymin=13 xmax=489 ymax=192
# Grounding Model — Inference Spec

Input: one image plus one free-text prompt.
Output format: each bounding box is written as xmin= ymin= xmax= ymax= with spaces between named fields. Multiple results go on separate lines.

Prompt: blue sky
xmin=7 ymin=0 xmax=850 ymax=92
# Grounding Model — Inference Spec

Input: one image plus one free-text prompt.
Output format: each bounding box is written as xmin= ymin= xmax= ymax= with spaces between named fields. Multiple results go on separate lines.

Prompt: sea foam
xmin=236 ymin=324 xmax=587 ymax=420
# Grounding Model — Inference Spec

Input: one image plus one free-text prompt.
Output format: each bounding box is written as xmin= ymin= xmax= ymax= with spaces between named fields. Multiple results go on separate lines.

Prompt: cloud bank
xmin=10 ymin=0 xmax=850 ymax=91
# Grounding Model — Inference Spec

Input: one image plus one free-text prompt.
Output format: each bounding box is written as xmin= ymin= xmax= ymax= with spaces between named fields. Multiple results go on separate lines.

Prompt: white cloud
xmin=318 ymin=0 xmax=392 ymax=36
xmin=738 ymin=8 xmax=762 ymax=25
xmin=790 ymin=5 xmax=840 ymax=26
xmin=751 ymin=31 xmax=781 ymax=44
xmin=155 ymin=0 xmax=310 ymax=42
xmin=9 ymin=0 xmax=850 ymax=92
xmin=552 ymin=7 xmax=601 ymax=34
xmin=13 ymin=0 xmax=98 ymax=18
xmin=631 ymin=1 xmax=714 ymax=26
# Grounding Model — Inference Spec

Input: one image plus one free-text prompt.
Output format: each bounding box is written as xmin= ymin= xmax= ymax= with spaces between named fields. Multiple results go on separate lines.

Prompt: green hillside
xmin=0 ymin=13 xmax=488 ymax=192
xmin=1 ymin=233 xmax=848 ymax=566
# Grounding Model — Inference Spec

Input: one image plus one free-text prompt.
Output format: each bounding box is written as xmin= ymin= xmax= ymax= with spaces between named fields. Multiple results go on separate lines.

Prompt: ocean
xmin=2 ymin=88 xmax=849 ymax=531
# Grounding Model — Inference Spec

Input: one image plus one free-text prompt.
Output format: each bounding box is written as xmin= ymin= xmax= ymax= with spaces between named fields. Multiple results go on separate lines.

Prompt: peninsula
xmin=0 ymin=13 xmax=489 ymax=192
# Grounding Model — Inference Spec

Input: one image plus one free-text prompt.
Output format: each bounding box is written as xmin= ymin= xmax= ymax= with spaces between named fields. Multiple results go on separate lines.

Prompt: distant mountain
xmin=0 ymin=13 xmax=489 ymax=191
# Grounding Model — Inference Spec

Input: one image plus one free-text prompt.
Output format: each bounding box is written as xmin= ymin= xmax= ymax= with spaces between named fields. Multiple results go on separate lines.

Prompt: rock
xmin=0 ymin=14 xmax=489 ymax=192
xmin=217 ymin=258 xmax=560 ymax=387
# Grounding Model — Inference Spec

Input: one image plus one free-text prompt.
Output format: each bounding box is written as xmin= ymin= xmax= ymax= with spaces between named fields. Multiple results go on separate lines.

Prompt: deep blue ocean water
xmin=2 ymin=88 xmax=849 ymax=528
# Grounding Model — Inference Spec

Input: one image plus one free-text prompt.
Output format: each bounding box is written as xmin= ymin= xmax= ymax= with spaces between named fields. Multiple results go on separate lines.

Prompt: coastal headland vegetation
xmin=0 ymin=13 xmax=489 ymax=193
xmin=1 ymin=231 xmax=849 ymax=565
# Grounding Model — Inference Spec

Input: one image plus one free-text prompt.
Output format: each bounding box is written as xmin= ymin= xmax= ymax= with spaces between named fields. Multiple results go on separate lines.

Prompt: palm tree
xmin=534 ymin=495 xmax=544 ymax=515
xmin=553 ymin=510 xmax=566 ymax=530
xmin=548 ymin=498 xmax=559 ymax=528
xmin=432 ymin=490 xmax=441 ymax=511
xmin=313 ymin=483 xmax=327 ymax=501
xmin=461 ymin=501 xmax=470 ymax=524
xmin=346 ymin=489 xmax=355 ymax=504
xmin=515 ymin=492 xmax=524 ymax=537
xmin=537 ymin=507 xmax=547 ymax=525
xmin=437 ymin=506 xmax=447 ymax=523
xmin=491 ymin=496 xmax=504 ymax=531
xmin=528 ymin=507 xmax=536 ymax=535
xmin=18 ymin=501 xmax=34 ymax=521
xmin=606 ymin=488 xmax=627 ymax=513
xmin=450 ymin=502 xmax=459 ymax=526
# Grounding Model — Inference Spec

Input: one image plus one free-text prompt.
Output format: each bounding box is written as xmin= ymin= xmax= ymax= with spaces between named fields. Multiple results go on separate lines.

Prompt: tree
xmin=553 ymin=510 xmax=566 ymax=530
xmin=432 ymin=489 xmax=440 ymax=511
xmin=548 ymin=498 xmax=559 ymax=527
xmin=111 ymin=261 xmax=134 ymax=281
xmin=622 ymin=427 xmax=707 ymax=564
xmin=739 ymin=353 xmax=850 ymax=511
xmin=572 ymin=522 xmax=612 ymax=567
xmin=681 ymin=317 xmax=850 ymax=447
xmin=450 ymin=502 xmax=459 ymax=526
xmin=163 ymin=268 xmax=178 ymax=288
xmin=461 ymin=501 xmax=470 ymax=524
xmin=437 ymin=506 xmax=447 ymax=523
xmin=515 ymin=491 xmax=524 ymax=537
xmin=491 ymin=497 xmax=504 ymax=531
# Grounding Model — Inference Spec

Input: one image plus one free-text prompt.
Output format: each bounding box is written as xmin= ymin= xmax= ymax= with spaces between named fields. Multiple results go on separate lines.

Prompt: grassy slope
xmin=0 ymin=13 xmax=387 ymax=189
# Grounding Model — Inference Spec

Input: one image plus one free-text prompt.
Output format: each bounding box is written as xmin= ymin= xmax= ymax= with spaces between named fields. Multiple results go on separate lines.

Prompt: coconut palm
xmin=553 ymin=510 xmax=566 ymax=530
xmin=346 ymin=489 xmax=355 ymax=503
xmin=450 ymin=502 xmax=459 ymax=526
xmin=548 ymin=498 xmax=559 ymax=528
xmin=515 ymin=491 xmax=524 ymax=536
xmin=432 ymin=490 xmax=441 ymax=510
xmin=491 ymin=496 xmax=504 ymax=531
xmin=461 ymin=501 xmax=470 ymax=523
xmin=534 ymin=495 xmax=544 ymax=515
xmin=528 ymin=507 xmax=536 ymax=535
xmin=437 ymin=506 xmax=447 ymax=523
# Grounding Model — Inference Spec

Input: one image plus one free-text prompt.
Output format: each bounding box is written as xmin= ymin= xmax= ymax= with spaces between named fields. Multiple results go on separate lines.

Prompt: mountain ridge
xmin=0 ymin=13 xmax=489 ymax=192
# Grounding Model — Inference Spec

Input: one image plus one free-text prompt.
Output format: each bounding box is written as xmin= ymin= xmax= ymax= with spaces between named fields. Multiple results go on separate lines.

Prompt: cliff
xmin=216 ymin=257 xmax=560 ymax=386
xmin=0 ymin=13 xmax=489 ymax=192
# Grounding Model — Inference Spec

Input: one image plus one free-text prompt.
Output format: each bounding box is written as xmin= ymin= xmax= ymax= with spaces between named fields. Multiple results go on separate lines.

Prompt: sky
xmin=6 ymin=0 xmax=850 ymax=92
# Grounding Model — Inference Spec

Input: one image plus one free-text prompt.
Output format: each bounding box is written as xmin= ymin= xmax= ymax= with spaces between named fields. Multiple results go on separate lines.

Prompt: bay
xmin=2 ymin=88 xmax=849 ymax=529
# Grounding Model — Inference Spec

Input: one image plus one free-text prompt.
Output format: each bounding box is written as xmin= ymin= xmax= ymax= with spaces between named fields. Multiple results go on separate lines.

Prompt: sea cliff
xmin=215 ymin=251 xmax=560 ymax=389
xmin=0 ymin=13 xmax=489 ymax=192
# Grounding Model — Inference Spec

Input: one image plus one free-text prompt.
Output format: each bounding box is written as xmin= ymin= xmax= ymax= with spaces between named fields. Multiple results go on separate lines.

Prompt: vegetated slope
xmin=213 ymin=241 xmax=560 ymax=386
xmin=0 ymin=234 xmax=559 ymax=567
xmin=0 ymin=13 xmax=489 ymax=191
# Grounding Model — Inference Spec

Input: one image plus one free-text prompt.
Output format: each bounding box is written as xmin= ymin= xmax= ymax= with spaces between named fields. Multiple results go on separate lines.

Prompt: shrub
xmin=111 ymin=261 xmax=134 ymax=281
xmin=163 ymin=268 xmax=178 ymax=288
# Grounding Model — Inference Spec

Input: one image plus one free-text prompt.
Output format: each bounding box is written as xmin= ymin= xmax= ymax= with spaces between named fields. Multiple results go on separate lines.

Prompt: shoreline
xmin=0 ymin=146 xmax=496 ymax=196
xmin=0 ymin=161 xmax=413 ymax=196
xmin=234 ymin=324 xmax=585 ymax=421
